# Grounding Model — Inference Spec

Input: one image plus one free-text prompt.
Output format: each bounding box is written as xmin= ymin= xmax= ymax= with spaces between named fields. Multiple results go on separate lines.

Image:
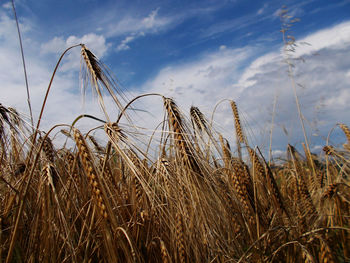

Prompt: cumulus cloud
xmin=2 ymin=2 xmax=350 ymax=155
xmin=41 ymin=36 xmax=66 ymax=54
xmin=0 ymin=5 xmax=170 ymax=145
xmin=142 ymin=47 xmax=252 ymax=100
xmin=0 ymin=8 xmax=37 ymax=110
xmin=293 ymin=21 xmax=350 ymax=57
xmin=0 ymin=10 xmax=114 ymax=142
xmin=41 ymin=33 xmax=109 ymax=57
xmin=136 ymin=20 xmax=350 ymax=154
xmin=41 ymin=33 xmax=110 ymax=72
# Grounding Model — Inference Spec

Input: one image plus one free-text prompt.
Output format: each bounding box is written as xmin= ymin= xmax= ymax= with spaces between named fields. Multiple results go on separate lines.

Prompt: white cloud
xmin=234 ymin=20 xmax=350 ymax=148
xmin=105 ymin=8 xmax=172 ymax=38
xmin=0 ymin=10 xmax=115 ymax=144
xmin=2 ymin=3 xmax=350 ymax=155
xmin=67 ymin=33 xmax=109 ymax=57
xmin=142 ymin=47 xmax=251 ymax=98
xmin=142 ymin=8 xmax=160 ymax=29
xmin=0 ymin=6 xmax=170 ymax=146
xmin=237 ymin=52 xmax=280 ymax=90
xmin=116 ymin=35 xmax=136 ymax=51
xmin=133 ymin=47 xmax=256 ymax=145
xmin=117 ymin=40 xmax=131 ymax=51
xmin=293 ymin=21 xmax=350 ymax=57
xmin=2 ymin=2 xmax=11 ymax=9
xmin=113 ymin=8 xmax=171 ymax=52
xmin=136 ymin=20 xmax=350 ymax=152
xmin=346 ymin=70 xmax=350 ymax=78
xmin=41 ymin=33 xmax=110 ymax=72
xmin=41 ymin=36 xmax=66 ymax=54
xmin=41 ymin=33 xmax=109 ymax=57
xmin=273 ymin=4 xmax=305 ymax=20
xmin=257 ymin=3 xmax=268 ymax=15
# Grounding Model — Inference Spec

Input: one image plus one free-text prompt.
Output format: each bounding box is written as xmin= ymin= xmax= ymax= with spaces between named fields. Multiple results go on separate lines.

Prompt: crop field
xmin=0 ymin=41 xmax=349 ymax=263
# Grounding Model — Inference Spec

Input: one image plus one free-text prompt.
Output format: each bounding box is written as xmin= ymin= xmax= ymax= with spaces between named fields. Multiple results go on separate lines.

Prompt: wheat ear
xmin=249 ymin=147 xmax=289 ymax=219
xmin=164 ymin=97 xmax=200 ymax=173
xmin=190 ymin=106 xmax=208 ymax=133
xmin=230 ymin=100 xmax=245 ymax=159
xmin=230 ymin=159 xmax=257 ymax=238
xmin=288 ymin=145 xmax=317 ymax=225
xmin=160 ymin=239 xmax=170 ymax=263
xmin=73 ymin=128 xmax=108 ymax=219
xmin=339 ymin=123 xmax=350 ymax=151
xmin=176 ymin=212 xmax=186 ymax=263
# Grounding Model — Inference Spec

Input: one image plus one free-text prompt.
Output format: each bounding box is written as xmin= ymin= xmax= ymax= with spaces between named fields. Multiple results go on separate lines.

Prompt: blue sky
xmin=1 ymin=0 xmax=350 ymax=155
xmin=21 ymin=0 xmax=349 ymax=85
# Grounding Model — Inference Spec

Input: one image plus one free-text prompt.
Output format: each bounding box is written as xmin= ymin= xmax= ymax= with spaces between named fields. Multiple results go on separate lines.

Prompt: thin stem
xmin=268 ymin=92 xmax=278 ymax=165
xmin=11 ymin=0 xmax=34 ymax=131
xmin=280 ymin=10 xmax=311 ymax=156
xmin=116 ymin=93 xmax=163 ymax=124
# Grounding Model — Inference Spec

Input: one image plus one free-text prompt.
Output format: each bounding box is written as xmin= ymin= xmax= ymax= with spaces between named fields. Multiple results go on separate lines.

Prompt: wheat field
xmin=0 ymin=44 xmax=349 ymax=263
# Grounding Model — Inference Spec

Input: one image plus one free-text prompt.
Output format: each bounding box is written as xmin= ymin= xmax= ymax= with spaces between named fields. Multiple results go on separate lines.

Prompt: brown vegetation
xmin=0 ymin=45 xmax=349 ymax=263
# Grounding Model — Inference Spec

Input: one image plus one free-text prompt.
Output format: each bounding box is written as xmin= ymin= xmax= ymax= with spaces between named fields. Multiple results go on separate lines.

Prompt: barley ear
xmin=339 ymin=123 xmax=350 ymax=151
xmin=230 ymin=100 xmax=244 ymax=159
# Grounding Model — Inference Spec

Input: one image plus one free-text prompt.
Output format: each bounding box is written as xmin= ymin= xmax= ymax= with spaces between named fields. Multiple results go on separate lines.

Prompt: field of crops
xmin=0 ymin=44 xmax=349 ymax=262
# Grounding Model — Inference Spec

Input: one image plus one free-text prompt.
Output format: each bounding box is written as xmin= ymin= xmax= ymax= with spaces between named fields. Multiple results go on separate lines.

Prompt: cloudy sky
xmin=1 ymin=0 xmax=350 ymax=155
